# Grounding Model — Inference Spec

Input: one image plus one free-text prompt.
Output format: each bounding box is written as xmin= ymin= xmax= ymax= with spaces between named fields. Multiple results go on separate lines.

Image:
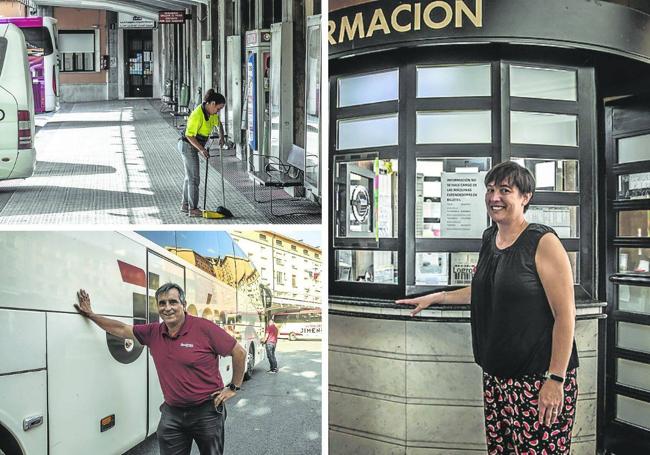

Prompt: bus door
xmin=146 ymin=251 xmax=184 ymax=436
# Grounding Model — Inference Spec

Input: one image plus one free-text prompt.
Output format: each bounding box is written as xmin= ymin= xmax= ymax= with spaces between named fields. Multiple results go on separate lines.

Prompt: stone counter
xmin=329 ymin=297 xmax=606 ymax=454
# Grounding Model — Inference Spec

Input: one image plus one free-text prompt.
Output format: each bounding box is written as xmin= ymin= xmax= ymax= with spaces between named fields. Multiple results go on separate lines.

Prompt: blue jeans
xmin=157 ymin=400 xmax=226 ymax=455
xmin=178 ymin=139 xmax=200 ymax=209
xmin=265 ymin=342 xmax=278 ymax=371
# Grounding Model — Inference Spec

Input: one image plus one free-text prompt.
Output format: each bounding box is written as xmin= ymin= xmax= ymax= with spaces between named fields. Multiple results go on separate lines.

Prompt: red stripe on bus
xmin=117 ymin=260 xmax=146 ymax=287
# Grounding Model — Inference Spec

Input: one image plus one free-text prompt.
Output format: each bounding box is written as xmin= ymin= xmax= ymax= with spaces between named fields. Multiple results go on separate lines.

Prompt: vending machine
xmin=244 ymin=29 xmax=271 ymax=162
xmin=226 ymin=36 xmax=242 ymax=158
xmin=304 ymin=15 xmax=321 ymax=202
xmin=269 ymin=22 xmax=294 ymax=163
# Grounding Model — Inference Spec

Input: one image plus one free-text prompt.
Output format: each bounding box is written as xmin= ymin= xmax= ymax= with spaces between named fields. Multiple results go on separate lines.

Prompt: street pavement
xmin=124 ymin=340 xmax=322 ymax=455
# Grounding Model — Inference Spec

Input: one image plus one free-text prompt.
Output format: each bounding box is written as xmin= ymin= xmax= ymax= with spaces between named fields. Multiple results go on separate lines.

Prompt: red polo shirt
xmin=133 ymin=314 xmax=237 ymax=407
xmin=266 ymin=323 xmax=278 ymax=344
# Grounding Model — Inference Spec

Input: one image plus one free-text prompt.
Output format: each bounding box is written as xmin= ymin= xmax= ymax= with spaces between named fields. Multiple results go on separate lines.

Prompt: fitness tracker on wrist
xmin=546 ymin=373 xmax=564 ymax=383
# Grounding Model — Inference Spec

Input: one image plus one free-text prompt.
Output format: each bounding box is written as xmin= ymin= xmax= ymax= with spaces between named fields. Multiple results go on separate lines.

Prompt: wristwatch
xmin=227 ymin=382 xmax=241 ymax=392
xmin=545 ymin=372 xmax=565 ymax=383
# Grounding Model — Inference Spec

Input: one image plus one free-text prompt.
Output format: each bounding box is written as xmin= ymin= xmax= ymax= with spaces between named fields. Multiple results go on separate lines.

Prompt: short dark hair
xmin=484 ymin=161 xmax=535 ymax=212
xmin=203 ymin=88 xmax=226 ymax=105
xmin=155 ymin=282 xmax=186 ymax=304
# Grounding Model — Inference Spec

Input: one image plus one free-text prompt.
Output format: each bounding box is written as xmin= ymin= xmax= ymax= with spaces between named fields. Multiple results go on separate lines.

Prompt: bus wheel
xmin=244 ymin=345 xmax=255 ymax=381
xmin=0 ymin=423 xmax=23 ymax=455
xmin=289 ymin=332 xmax=297 ymax=341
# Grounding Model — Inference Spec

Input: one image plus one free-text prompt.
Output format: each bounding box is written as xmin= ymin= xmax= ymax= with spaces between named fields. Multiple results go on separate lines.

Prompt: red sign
xmin=159 ymin=10 xmax=185 ymax=24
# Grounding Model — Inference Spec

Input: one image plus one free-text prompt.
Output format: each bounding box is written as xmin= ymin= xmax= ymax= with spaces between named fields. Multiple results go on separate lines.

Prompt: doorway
xmin=124 ymin=29 xmax=153 ymax=98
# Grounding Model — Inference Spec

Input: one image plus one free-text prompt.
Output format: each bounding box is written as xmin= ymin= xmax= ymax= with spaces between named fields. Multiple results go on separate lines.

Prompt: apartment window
xmin=59 ymin=30 xmax=96 ymax=72
xmin=291 ymin=245 xmax=297 ymax=251
xmin=303 ymin=249 xmax=309 ymax=255
xmin=259 ymin=234 xmax=267 ymax=241
xmin=292 ymin=274 xmax=297 ymax=288
xmin=276 ymin=239 xmax=283 ymax=246
xmin=275 ymin=271 xmax=285 ymax=285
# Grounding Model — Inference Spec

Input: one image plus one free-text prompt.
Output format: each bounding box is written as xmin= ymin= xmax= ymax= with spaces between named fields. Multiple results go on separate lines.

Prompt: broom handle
xmin=220 ymin=141 xmax=226 ymax=206
xmin=203 ymin=146 xmax=209 ymax=211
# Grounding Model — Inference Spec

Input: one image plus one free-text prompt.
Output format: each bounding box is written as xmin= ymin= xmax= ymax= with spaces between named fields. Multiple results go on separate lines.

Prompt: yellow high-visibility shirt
xmin=185 ymin=104 xmax=220 ymax=140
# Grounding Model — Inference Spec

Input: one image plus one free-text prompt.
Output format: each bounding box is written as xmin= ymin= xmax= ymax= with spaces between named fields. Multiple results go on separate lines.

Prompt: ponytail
xmin=204 ymin=88 xmax=226 ymax=105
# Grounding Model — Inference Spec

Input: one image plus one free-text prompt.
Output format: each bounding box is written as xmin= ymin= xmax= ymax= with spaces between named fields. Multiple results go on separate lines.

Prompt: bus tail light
xmin=100 ymin=414 xmax=115 ymax=432
xmin=17 ymin=110 xmax=32 ymax=150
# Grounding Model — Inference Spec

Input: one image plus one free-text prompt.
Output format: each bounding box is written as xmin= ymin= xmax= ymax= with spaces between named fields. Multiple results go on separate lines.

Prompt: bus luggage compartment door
xmin=0 ymin=86 xmax=18 ymax=180
xmin=47 ymin=312 xmax=147 ymax=455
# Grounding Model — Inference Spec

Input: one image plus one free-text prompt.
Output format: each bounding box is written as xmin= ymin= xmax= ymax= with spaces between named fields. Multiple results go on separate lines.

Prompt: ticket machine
xmin=269 ymin=22 xmax=293 ymax=162
xmin=244 ymin=29 xmax=271 ymax=161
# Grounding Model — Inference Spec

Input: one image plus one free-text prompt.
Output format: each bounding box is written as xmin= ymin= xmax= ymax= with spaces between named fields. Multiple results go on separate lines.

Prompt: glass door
xmin=125 ymin=29 xmax=153 ymax=98
xmin=604 ymin=96 xmax=650 ymax=454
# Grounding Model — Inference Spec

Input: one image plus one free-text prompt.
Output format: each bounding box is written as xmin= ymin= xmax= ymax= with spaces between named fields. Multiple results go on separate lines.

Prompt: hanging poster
xmin=451 ymin=253 xmax=479 ymax=285
xmin=441 ymin=172 xmax=487 ymax=238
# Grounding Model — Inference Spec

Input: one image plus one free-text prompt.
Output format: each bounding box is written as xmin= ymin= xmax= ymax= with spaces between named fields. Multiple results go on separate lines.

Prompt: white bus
xmin=0 ymin=16 xmax=60 ymax=113
xmin=275 ymin=308 xmax=322 ymax=341
xmin=0 ymin=231 xmax=266 ymax=455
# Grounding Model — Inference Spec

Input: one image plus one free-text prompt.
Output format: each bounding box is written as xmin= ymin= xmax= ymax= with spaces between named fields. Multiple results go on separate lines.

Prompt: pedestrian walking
xmin=75 ymin=283 xmax=246 ymax=455
xmin=262 ymin=317 xmax=279 ymax=373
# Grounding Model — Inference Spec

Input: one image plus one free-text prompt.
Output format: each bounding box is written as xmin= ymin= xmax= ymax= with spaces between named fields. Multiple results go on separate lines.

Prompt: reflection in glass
xmin=304 ymin=21 xmax=321 ymax=194
xmin=338 ymin=69 xmax=399 ymax=107
xmin=617 ymin=321 xmax=650 ymax=354
xmin=336 ymin=250 xmax=398 ymax=284
xmin=618 ymin=285 xmax=650 ymax=315
xmin=416 ymin=111 xmax=491 ymax=144
xmin=270 ymin=29 xmax=282 ymax=158
xmin=416 ymin=158 xmax=491 ymax=238
xmin=510 ymin=66 xmax=577 ymax=101
xmin=618 ymin=211 xmax=650 ymax=237
xmin=617 ymin=358 xmax=650 ymax=393
xmin=337 ymin=114 xmax=398 ymax=150
xmin=526 ymin=206 xmax=579 ymax=238
xmin=618 ymin=173 xmax=650 ymax=200
xmin=417 ymin=64 xmax=490 ymax=98
xmin=416 ymin=253 xmax=449 ymax=286
xmin=511 ymin=112 xmax=577 ymax=146
xmin=618 ymin=248 xmax=650 ymax=275
xmin=512 ymin=158 xmax=579 ymax=192
xmin=567 ymin=252 xmax=579 ymax=284
xmin=618 ymin=133 xmax=650 ymax=164
xmin=335 ymin=158 xmax=398 ymax=239
xmin=616 ymin=395 xmax=650 ymax=431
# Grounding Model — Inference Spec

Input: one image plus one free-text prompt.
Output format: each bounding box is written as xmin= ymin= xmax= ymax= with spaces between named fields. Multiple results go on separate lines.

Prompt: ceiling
xmin=33 ymin=0 xmax=208 ymax=20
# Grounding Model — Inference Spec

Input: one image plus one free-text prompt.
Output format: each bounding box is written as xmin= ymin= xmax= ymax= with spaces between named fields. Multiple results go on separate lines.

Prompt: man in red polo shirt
xmin=262 ymin=316 xmax=279 ymax=373
xmin=75 ymin=283 xmax=246 ymax=455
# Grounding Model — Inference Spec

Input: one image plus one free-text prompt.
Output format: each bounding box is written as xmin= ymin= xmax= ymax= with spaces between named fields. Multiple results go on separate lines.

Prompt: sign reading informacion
xmin=118 ymin=13 xmax=155 ymax=29
xmin=159 ymin=11 xmax=185 ymax=24
xmin=441 ymin=172 xmax=487 ymax=238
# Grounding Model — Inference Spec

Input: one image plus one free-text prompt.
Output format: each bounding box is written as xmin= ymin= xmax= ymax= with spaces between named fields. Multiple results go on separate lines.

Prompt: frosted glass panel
xmin=618 ymin=211 xmax=650 ymax=238
xmin=511 ymin=158 xmax=579 ymax=192
xmin=616 ymin=395 xmax=650 ymax=431
xmin=338 ymin=70 xmax=399 ymax=107
xmin=617 ymin=321 xmax=650 ymax=354
xmin=617 ymin=285 xmax=650 ymax=315
xmin=511 ymin=112 xmax=577 ymax=146
xmin=417 ymin=65 xmax=490 ymax=98
xmin=526 ymin=205 xmax=579 ymax=238
xmin=617 ymin=358 xmax=650 ymax=392
xmin=336 ymin=250 xmax=398 ymax=284
xmin=416 ymin=111 xmax=491 ymax=144
xmin=510 ymin=66 xmax=577 ymax=101
xmin=618 ymin=134 xmax=650 ymax=164
xmin=337 ymin=115 xmax=398 ymax=150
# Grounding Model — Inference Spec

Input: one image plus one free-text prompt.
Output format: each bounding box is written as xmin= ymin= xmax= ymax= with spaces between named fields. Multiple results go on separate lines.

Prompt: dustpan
xmin=202 ymin=141 xmax=233 ymax=219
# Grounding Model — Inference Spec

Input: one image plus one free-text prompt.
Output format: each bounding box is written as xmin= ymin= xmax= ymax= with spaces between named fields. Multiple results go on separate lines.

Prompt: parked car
xmin=0 ymin=23 xmax=36 ymax=181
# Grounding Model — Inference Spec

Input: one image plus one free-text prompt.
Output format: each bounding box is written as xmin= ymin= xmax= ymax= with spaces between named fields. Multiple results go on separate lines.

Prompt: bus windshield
xmin=21 ymin=26 xmax=53 ymax=55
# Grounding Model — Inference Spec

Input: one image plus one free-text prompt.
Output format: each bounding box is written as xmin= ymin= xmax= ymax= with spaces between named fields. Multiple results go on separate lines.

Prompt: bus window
xmin=21 ymin=27 xmax=53 ymax=56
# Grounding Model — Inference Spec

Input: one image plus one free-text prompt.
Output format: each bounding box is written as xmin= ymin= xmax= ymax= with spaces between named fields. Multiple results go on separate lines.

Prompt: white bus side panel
xmin=0 ymin=232 xmax=147 ymax=317
xmin=47 ymin=313 xmax=147 ymax=455
xmin=0 ymin=309 xmax=45 ymax=374
xmin=0 ymin=371 xmax=47 ymax=455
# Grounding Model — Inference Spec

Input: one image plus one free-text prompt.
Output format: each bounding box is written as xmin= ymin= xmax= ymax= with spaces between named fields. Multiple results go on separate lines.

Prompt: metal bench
xmin=170 ymin=83 xmax=190 ymax=128
xmin=248 ymin=145 xmax=321 ymax=217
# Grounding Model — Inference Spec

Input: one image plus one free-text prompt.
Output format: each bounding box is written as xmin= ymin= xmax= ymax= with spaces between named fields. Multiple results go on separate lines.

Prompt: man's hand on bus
xmin=75 ymin=289 xmax=94 ymax=317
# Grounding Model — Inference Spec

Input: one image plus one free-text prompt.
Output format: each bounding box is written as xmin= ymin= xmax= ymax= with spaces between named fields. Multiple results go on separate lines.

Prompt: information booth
xmin=328 ymin=1 xmax=650 ymax=453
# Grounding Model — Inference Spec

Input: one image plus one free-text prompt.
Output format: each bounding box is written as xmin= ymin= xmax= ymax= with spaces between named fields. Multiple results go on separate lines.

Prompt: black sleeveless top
xmin=470 ymin=223 xmax=579 ymax=378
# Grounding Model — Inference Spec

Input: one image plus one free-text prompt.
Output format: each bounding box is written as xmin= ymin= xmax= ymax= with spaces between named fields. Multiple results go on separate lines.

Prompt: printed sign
xmin=441 ymin=172 xmax=487 ymax=238
xmin=451 ymin=253 xmax=479 ymax=285
xmin=159 ymin=11 xmax=185 ymax=24
xmin=118 ymin=13 xmax=155 ymax=29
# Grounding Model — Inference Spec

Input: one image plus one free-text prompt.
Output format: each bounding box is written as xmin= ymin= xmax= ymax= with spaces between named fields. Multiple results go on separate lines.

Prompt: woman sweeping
xmin=178 ymin=89 xmax=226 ymax=217
xmin=397 ymin=161 xmax=579 ymax=454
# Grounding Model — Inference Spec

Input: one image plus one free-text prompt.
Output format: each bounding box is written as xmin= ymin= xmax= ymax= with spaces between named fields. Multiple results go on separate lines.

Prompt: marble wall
xmin=329 ymin=311 xmax=600 ymax=454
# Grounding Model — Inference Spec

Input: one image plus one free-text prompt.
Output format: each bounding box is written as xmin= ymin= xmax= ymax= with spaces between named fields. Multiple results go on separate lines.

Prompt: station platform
xmin=0 ymin=100 xmax=321 ymax=225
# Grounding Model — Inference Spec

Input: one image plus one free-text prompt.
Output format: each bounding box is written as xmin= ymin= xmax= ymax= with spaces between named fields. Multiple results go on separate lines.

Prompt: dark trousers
xmin=265 ymin=342 xmax=278 ymax=371
xmin=157 ymin=400 xmax=226 ymax=455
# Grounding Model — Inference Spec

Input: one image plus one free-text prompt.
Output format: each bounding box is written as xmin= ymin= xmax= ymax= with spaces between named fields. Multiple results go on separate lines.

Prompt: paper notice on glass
xmin=441 ymin=172 xmax=487 ymax=238
xmin=451 ymin=252 xmax=479 ymax=285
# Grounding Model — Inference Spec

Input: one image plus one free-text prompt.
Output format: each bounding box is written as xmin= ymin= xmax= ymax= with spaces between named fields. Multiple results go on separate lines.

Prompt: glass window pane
xmin=617 ymin=321 xmax=650 ymax=354
xmin=416 ymin=253 xmax=449 ymax=285
xmin=618 ymin=285 xmax=650 ymax=315
xmin=617 ymin=358 xmax=650 ymax=393
xmin=618 ymin=248 xmax=650 ymax=276
xmin=618 ymin=172 xmax=650 ymax=200
xmin=511 ymin=112 xmax=577 ymax=146
xmin=526 ymin=206 xmax=579 ymax=238
xmin=337 ymin=114 xmax=398 ymax=150
xmin=510 ymin=66 xmax=577 ymax=101
xmin=616 ymin=395 xmax=650 ymax=431
xmin=416 ymin=111 xmax=491 ymax=144
xmin=338 ymin=69 xmax=399 ymax=107
xmin=335 ymin=250 xmax=398 ymax=284
xmin=568 ymin=252 xmax=579 ymax=284
xmin=618 ymin=211 xmax=650 ymax=237
xmin=511 ymin=158 xmax=579 ymax=192
xmin=416 ymin=158 xmax=491 ymax=238
xmin=335 ymin=158 xmax=398 ymax=239
xmin=618 ymin=134 xmax=650 ymax=164
xmin=417 ymin=64 xmax=490 ymax=98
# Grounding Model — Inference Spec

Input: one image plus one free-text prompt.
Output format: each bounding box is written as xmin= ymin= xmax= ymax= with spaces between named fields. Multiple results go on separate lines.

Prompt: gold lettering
xmin=423 ymin=1 xmax=453 ymax=30
xmin=414 ymin=3 xmax=422 ymax=31
xmin=338 ymin=12 xmax=366 ymax=43
xmin=456 ymin=0 xmax=483 ymax=28
xmin=328 ymin=20 xmax=336 ymax=45
xmin=367 ymin=8 xmax=391 ymax=37
xmin=391 ymin=4 xmax=412 ymax=33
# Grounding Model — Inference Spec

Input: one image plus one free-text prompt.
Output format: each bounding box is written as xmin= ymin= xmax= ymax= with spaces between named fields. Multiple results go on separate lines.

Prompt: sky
xmin=285 ymin=230 xmax=322 ymax=248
